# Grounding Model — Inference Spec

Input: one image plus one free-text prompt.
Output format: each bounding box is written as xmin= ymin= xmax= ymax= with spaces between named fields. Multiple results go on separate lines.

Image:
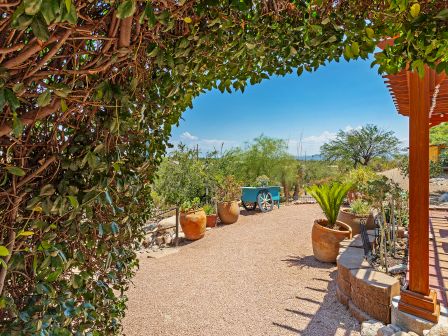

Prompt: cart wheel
xmin=242 ymin=201 xmax=257 ymax=211
xmin=257 ymin=190 xmax=274 ymax=212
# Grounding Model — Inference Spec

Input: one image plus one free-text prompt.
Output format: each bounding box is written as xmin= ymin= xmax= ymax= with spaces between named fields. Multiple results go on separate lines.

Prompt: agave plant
xmin=306 ymin=182 xmax=352 ymax=229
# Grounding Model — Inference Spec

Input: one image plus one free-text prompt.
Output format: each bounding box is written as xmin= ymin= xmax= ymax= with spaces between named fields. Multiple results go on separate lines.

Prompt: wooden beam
xmin=398 ymin=69 xmax=440 ymax=322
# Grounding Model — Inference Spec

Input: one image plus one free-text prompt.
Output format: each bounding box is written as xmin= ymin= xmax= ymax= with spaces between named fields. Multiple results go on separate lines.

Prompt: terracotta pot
xmin=206 ymin=214 xmax=218 ymax=228
xmin=217 ymin=201 xmax=240 ymax=224
xmin=311 ymin=219 xmax=352 ymax=263
xmin=337 ymin=208 xmax=375 ymax=235
xmin=179 ymin=209 xmax=206 ymax=240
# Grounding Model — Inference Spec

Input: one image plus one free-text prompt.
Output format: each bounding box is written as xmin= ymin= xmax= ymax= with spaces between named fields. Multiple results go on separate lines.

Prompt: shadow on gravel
xmin=239 ymin=209 xmax=260 ymax=216
xmin=282 ymin=255 xmax=334 ymax=270
xmin=273 ymin=270 xmax=358 ymax=335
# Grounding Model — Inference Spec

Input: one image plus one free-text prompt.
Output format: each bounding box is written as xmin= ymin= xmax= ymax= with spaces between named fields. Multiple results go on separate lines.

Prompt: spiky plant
xmin=306 ymin=182 xmax=352 ymax=229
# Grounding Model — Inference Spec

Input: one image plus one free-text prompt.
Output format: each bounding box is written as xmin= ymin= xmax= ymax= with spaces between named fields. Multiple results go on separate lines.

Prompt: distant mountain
xmin=296 ymin=154 xmax=323 ymax=161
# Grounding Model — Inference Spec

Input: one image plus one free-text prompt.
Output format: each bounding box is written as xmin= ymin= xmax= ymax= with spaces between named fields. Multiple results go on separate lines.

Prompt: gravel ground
xmin=123 ymin=204 xmax=360 ymax=336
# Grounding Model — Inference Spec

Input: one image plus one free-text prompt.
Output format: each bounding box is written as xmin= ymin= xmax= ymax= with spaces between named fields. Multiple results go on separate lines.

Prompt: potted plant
xmin=203 ymin=203 xmax=218 ymax=228
xmin=306 ymin=182 xmax=353 ymax=263
xmin=338 ymin=199 xmax=375 ymax=235
xmin=216 ymin=175 xmax=240 ymax=224
xmin=179 ymin=197 xmax=206 ymax=240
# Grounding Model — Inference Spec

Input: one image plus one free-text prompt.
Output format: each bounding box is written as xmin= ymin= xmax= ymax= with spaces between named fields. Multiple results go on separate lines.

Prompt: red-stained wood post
xmin=398 ymin=69 xmax=439 ymax=322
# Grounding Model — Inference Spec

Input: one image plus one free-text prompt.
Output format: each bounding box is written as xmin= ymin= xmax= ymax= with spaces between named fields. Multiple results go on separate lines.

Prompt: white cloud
xmin=343 ymin=125 xmax=362 ymax=132
xmin=302 ymin=131 xmax=337 ymax=144
xmin=180 ymin=131 xmax=198 ymax=141
xmin=287 ymin=125 xmax=362 ymax=156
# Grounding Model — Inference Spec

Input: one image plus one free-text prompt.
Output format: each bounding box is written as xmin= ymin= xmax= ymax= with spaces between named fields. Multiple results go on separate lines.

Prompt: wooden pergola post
xmin=397 ymin=70 xmax=440 ymax=322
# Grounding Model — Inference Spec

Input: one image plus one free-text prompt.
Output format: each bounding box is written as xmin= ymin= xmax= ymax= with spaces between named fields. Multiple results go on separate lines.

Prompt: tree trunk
xmin=293 ymin=182 xmax=299 ymax=200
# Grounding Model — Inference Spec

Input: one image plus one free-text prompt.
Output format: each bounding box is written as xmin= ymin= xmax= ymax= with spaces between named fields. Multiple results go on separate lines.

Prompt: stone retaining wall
xmin=336 ymin=232 xmax=400 ymax=324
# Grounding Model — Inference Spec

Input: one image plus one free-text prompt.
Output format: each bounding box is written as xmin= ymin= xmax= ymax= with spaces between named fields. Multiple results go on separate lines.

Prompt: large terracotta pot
xmin=179 ymin=209 xmax=206 ymax=240
xmin=206 ymin=214 xmax=218 ymax=228
xmin=337 ymin=208 xmax=375 ymax=235
xmin=217 ymin=201 xmax=240 ymax=224
xmin=311 ymin=219 xmax=352 ymax=263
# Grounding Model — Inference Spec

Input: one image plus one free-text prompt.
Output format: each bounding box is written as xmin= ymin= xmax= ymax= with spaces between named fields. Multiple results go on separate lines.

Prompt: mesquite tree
xmin=321 ymin=124 xmax=401 ymax=167
xmin=0 ymin=0 xmax=447 ymax=333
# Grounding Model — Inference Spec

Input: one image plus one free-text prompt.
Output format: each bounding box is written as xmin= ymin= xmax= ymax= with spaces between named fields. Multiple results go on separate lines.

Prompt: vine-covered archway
xmin=0 ymin=1 xmax=447 ymax=333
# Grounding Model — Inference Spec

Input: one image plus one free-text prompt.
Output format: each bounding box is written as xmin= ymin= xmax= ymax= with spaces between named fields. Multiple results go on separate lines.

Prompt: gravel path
xmin=123 ymin=204 xmax=360 ymax=336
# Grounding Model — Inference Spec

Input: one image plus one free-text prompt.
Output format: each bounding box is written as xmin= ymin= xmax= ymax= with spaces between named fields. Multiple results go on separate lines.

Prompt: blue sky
xmin=170 ymin=58 xmax=409 ymax=155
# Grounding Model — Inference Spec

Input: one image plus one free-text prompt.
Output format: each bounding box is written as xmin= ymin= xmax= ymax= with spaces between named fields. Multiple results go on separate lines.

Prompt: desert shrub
xmin=216 ymin=176 xmax=241 ymax=202
xmin=430 ymin=161 xmax=443 ymax=178
xmin=349 ymin=199 xmax=371 ymax=216
xmin=255 ymin=175 xmax=271 ymax=187
xmin=440 ymin=152 xmax=448 ymax=167
xmin=343 ymin=166 xmax=378 ymax=191
xmin=154 ymin=145 xmax=206 ymax=207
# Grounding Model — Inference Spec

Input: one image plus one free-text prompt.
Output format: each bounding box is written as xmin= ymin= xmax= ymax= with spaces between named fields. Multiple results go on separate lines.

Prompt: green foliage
xmin=306 ymin=182 xmax=352 ymax=228
xmin=321 ymin=125 xmax=401 ymax=167
xmin=179 ymin=197 xmax=201 ymax=213
xmin=203 ymin=204 xmax=216 ymax=216
xmin=430 ymin=123 xmax=448 ymax=145
xmin=343 ymin=166 xmax=378 ymax=191
xmin=154 ymin=145 xmax=206 ymax=207
xmin=398 ymin=155 xmax=409 ymax=177
xmin=1 ymin=0 xmax=448 ymax=333
xmin=440 ymin=151 xmax=448 ymax=167
xmin=430 ymin=160 xmax=443 ymax=178
xmin=216 ymin=176 xmax=241 ymax=203
xmin=255 ymin=175 xmax=270 ymax=187
xmin=300 ymin=160 xmax=341 ymax=185
xmin=360 ymin=175 xmax=392 ymax=208
xmin=236 ymin=135 xmax=298 ymax=188
xmin=349 ymin=199 xmax=371 ymax=217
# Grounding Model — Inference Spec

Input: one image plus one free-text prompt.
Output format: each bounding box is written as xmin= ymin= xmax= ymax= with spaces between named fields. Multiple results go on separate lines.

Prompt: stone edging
xmin=336 ymin=232 xmax=400 ymax=324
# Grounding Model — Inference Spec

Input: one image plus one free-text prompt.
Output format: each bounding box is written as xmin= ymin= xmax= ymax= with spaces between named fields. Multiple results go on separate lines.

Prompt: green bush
xmin=430 ymin=160 xmax=443 ymax=178
xmin=440 ymin=152 xmax=448 ymax=167
xmin=349 ymin=199 xmax=371 ymax=216
xmin=343 ymin=166 xmax=377 ymax=191
xmin=154 ymin=145 xmax=207 ymax=207
xmin=203 ymin=204 xmax=216 ymax=215
xmin=180 ymin=197 xmax=201 ymax=212
xmin=216 ymin=176 xmax=241 ymax=203
xmin=255 ymin=175 xmax=270 ymax=187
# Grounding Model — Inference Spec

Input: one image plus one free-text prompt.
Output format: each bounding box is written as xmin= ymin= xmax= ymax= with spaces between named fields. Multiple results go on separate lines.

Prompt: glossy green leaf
xmin=116 ymin=0 xmax=136 ymax=19
xmin=24 ymin=0 xmax=42 ymax=15
xmin=0 ymin=246 xmax=9 ymax=257
xmin=6 ymin=166 xmax=26 ymax=176
xmin=67 ymin=195 xmax=79 ymax=208
xmin=18 ymin=231 xmax=34 ymax=237
xmin=4 ymin=88 xmax=20 ymax=112
xmin=39 ymin=184 xmax=56 ymax=196
xmin=30 ymin=16 xmax=50 ymax=41
xmin=37 ymin=91 xmax=51 ymax=107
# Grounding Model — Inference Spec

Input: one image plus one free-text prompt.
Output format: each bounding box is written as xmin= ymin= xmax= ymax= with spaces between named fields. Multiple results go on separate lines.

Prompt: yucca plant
xmin=306 ymin=182 xmax=352 ymax=229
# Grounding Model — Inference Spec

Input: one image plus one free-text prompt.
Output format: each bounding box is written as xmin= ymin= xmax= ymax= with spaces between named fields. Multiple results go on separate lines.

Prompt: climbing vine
xmin=0 ymin=0 xmax=447 ymax=333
